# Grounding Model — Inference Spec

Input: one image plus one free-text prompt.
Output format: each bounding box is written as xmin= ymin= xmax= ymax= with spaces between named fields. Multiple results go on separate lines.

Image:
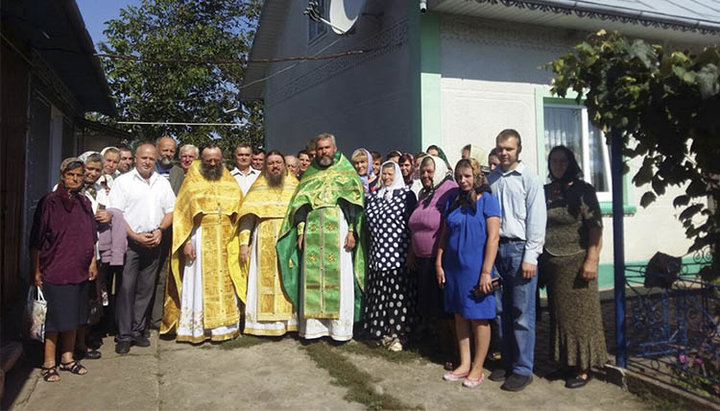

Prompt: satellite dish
xmin=328 ymin=0 xmax=366 ymax=34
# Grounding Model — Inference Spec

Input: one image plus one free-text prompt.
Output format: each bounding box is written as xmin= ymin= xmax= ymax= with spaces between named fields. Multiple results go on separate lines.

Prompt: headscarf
xmin=464 ymin=144 xmax=487 ymax=169
xmin=376 ymin=161 xmax=405 ymax=200
xmin=427 ymin=145 xmax=451 ymax=171
xmin=428 ymin=155 xmax=452 ymax=189
xmin=351 ymin=148 xmax=374 ymax=193
xmin=57 ymin=157 xmax=85 ymax=211
xmin=418 ymin=155 xmax=453 ymax=202
xmin=78 ymin=151 xmax=100 ymax=163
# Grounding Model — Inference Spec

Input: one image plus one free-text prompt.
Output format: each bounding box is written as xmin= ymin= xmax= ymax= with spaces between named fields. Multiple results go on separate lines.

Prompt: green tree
xmin=100 ymin=0 xmax=264 ymax=155
xmin=549 ymin=30 xmax=720 ymax=281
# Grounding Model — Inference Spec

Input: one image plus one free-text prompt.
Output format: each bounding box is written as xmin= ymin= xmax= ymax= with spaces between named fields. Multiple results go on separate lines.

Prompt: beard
xmin=318 ymin=155 xmax=333 ymax=167
xmin=266 ymin=171 xmax=284 ymax=187
xmin=200 ymin=162 xmax=224 ymax=180
xmin=158 ymin=155 xmax=173 ymax=167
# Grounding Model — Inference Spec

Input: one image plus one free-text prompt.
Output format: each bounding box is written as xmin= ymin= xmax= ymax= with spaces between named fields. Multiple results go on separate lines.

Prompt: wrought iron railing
xmin=623 ymin=251 xmax=719 ymax=403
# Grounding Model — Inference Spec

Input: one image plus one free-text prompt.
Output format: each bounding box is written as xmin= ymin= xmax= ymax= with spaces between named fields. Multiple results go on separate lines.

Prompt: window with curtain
xmin=543 ymin=104 xmax=611 ymax=201
xmin=308 ymin=0 xmax=327 ymax=42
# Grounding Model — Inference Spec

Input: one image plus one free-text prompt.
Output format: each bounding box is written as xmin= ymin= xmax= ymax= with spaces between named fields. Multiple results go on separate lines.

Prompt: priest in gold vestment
xmin=161 ymin=146 xmax=244 ymax=343
xmin=237 ymin=151 xmax=299 ymax=336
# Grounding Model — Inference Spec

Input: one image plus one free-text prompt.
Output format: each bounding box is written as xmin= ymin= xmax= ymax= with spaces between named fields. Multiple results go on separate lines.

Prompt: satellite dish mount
xmin=304 ymin=0 xmax=367 ymax=35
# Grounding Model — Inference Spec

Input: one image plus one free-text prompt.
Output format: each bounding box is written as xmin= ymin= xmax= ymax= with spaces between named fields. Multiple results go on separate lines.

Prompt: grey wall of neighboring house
xmin=262 ymin=1 xmax=414 ymax=156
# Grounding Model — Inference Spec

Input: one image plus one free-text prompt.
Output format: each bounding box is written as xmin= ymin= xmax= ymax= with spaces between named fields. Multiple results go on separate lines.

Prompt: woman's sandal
xmin=59 ymin=360 xmax=88 ymax=375
xmin=41 ymin=365 xmax=60 ymax=382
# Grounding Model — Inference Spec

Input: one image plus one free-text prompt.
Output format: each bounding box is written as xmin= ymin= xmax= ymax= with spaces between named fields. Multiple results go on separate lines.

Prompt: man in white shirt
xmin=230 ymin=143 xmax=260 ymax=195
xmin=108 ymin=143 xmax=175 ymax=354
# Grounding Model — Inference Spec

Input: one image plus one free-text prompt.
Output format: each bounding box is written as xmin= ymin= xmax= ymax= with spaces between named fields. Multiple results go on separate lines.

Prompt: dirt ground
xmin=4 ymin=331 xmax=647 ymax=411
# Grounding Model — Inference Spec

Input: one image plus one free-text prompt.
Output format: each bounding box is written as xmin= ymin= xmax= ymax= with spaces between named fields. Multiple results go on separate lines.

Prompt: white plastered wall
xmin=439 ymin=15 xmax=693 ymax=264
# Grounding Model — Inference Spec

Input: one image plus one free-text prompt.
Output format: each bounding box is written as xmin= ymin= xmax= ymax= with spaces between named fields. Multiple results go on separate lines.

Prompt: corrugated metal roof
xmin=433 ymin=0 xmax=720 ymax=35
xmin=241 ymin=0 xmax=720 ymax=99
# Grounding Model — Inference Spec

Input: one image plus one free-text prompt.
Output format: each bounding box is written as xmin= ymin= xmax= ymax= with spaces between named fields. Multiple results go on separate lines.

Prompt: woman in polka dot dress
xmin=363 ymin=161 xmax=418 ymax=351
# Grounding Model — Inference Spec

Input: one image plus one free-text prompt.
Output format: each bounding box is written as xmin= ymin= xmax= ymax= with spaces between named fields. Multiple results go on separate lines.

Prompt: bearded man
xmin=236 ymin=151 xmax=299 ymax=336
xmin=276 ymin=133 xmax=366 ymax=341
xmin=161 ymin=146 xmax=244 ymax=343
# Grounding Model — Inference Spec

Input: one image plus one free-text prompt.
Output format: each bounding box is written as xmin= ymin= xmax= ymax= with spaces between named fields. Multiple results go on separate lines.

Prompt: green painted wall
xmin=410 ymin=4 xmax=441 ymax=153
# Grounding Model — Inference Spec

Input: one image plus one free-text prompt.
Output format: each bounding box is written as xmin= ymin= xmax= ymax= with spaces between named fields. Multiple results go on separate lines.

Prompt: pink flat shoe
xmin=443 ymin=371 xmax=470 ymax=381
xmin=462 ymin=373 xmax=485 ymax=388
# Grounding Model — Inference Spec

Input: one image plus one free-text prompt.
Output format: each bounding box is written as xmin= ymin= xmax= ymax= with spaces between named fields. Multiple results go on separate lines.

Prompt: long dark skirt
xmin=539 ymin=252 xmax=608 ymax=370
xmin=363 ymin=267 xmax=416 ymax=339
xmin=415 ymin=257 xmax=446 ymax=319
xmin=43 ymin=280 xmax=89 ymax=333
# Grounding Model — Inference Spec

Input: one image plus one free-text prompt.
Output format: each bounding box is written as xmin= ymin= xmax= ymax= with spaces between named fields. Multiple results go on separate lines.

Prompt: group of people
xmin=31 ymin=130 xmax=608 ymax=392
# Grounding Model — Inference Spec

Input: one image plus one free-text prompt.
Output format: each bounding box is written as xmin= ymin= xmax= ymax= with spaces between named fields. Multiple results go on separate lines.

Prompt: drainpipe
xmin=611 ymin=128 xmax=627 ymax=368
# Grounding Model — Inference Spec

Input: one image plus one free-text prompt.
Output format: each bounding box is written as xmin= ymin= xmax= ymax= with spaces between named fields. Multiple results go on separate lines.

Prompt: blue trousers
xmin=495 ymin=240 xmax=537 ymax=376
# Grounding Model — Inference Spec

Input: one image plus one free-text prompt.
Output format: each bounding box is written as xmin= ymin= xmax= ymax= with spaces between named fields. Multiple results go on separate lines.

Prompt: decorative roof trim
xmin=471 ymin=0 xmax=720 ymax=35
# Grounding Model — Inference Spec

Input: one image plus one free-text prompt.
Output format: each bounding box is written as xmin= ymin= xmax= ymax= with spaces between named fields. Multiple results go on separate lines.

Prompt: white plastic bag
xmin=25 ymin=286 xmax=47 ymax=342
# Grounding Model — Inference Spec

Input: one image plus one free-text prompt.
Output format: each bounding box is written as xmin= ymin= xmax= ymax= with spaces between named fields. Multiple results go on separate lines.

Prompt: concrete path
xmin=6 ymin=332 xmax=645 ymax=410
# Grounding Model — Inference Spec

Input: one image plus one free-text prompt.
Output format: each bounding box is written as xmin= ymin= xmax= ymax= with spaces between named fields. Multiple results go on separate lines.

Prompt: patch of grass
xmin=303 ymin=340 xmax=420 ymax=410
xmin=338 ymin=340 xmax=426 ymax=365
xmin=216 ymin=334 xmax=271 ymax=350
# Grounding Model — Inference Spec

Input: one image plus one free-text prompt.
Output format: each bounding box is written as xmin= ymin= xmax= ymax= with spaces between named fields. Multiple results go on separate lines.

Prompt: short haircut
xmin=252 ymin=148 xmax=266 ymax=156
xmin=305 ymin=139 xmax=317 ymax=151
xmin=297 ymin=149 xmax=310 ymax=158
xmin=386 ymin=150 xmax=402 ymax=160
xmin=415 ymin=152 xmax=426 ymax=159
xmin=235 ymin=142 xmax=252 ymax=151
xmin=316 ymin=133 xmax=336 ymax=147
xmin=426 ymin=144 xmax=440 ymax=152
xmin=488 ymin=148 xmax=499 ymax=157
xmin=180 ymin=144 xmax=199 ymax=157
xmin=496 ymin=128 xmax=522 ymax=146
xmin=370 ymin=151 xmax=382 ymax=161
xmin=155 ymin=136 xmax=177 ymax=147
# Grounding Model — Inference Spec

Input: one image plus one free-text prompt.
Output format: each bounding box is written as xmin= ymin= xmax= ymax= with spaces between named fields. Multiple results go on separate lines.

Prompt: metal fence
xmin=623 ymin=251 xmax=719 ymax=403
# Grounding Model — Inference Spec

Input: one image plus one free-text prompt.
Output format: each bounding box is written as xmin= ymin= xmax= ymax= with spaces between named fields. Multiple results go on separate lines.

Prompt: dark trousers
xmin=148 ymin=229 xmax=171 ymax=329
xmin=116 ymin=242 xmax=160 ymax=342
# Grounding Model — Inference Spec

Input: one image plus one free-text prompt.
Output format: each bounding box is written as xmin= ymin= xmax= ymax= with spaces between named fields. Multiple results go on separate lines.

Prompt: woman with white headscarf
xmin=363 ymin=161 xmax=417 ymax=351
xmin=407 ymin=155 xmax=459 ymax=364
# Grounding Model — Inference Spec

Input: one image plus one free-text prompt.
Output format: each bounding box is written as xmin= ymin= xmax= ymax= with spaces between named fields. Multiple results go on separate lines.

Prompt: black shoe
xmin=488 ymin=368 xmax=507 ymax=382
xmin=84 ymin=349 xmax=102 ymax=360
xmin=144 ymin=328 xmax=151 ymax=339
xmin=565 ymin=373 xmax=592 ymax=389
xmin=501 ymin=373 xmax=533 ymax=391
xmin=115 ymin=341 xmax=130 ymax=355
xmin=133 ymin=336 xmax=151 ymax=347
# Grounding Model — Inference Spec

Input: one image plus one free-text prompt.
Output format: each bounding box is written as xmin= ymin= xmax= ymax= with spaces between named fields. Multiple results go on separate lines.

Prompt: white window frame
xmin=544 ymin=103 xmax=612 ymax=202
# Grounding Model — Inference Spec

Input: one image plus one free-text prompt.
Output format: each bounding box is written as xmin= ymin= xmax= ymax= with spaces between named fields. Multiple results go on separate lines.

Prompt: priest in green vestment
xmin=276 ymin=133 xmax=365 ymax=341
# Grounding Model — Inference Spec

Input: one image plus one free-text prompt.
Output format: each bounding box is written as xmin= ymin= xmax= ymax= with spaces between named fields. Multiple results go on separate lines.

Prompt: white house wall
xmin=439 ymin=15 xmax=693 ymax=265
xmin=262 ymin=1 xmax=413 ymax=156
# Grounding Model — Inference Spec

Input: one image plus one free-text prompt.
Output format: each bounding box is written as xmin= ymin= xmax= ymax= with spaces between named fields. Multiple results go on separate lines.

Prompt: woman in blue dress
xmin=436 ymin=158 xmax=501 ymax=388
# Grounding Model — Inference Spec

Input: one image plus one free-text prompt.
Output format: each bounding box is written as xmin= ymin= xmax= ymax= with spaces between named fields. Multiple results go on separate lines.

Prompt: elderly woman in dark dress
xmin=363 ymin=161 xmax=417 ymax=351
xmin=31 ymin=158 xmax=98 ymax=382
xmin=539 ymin=145 xmax=607 ymax=389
